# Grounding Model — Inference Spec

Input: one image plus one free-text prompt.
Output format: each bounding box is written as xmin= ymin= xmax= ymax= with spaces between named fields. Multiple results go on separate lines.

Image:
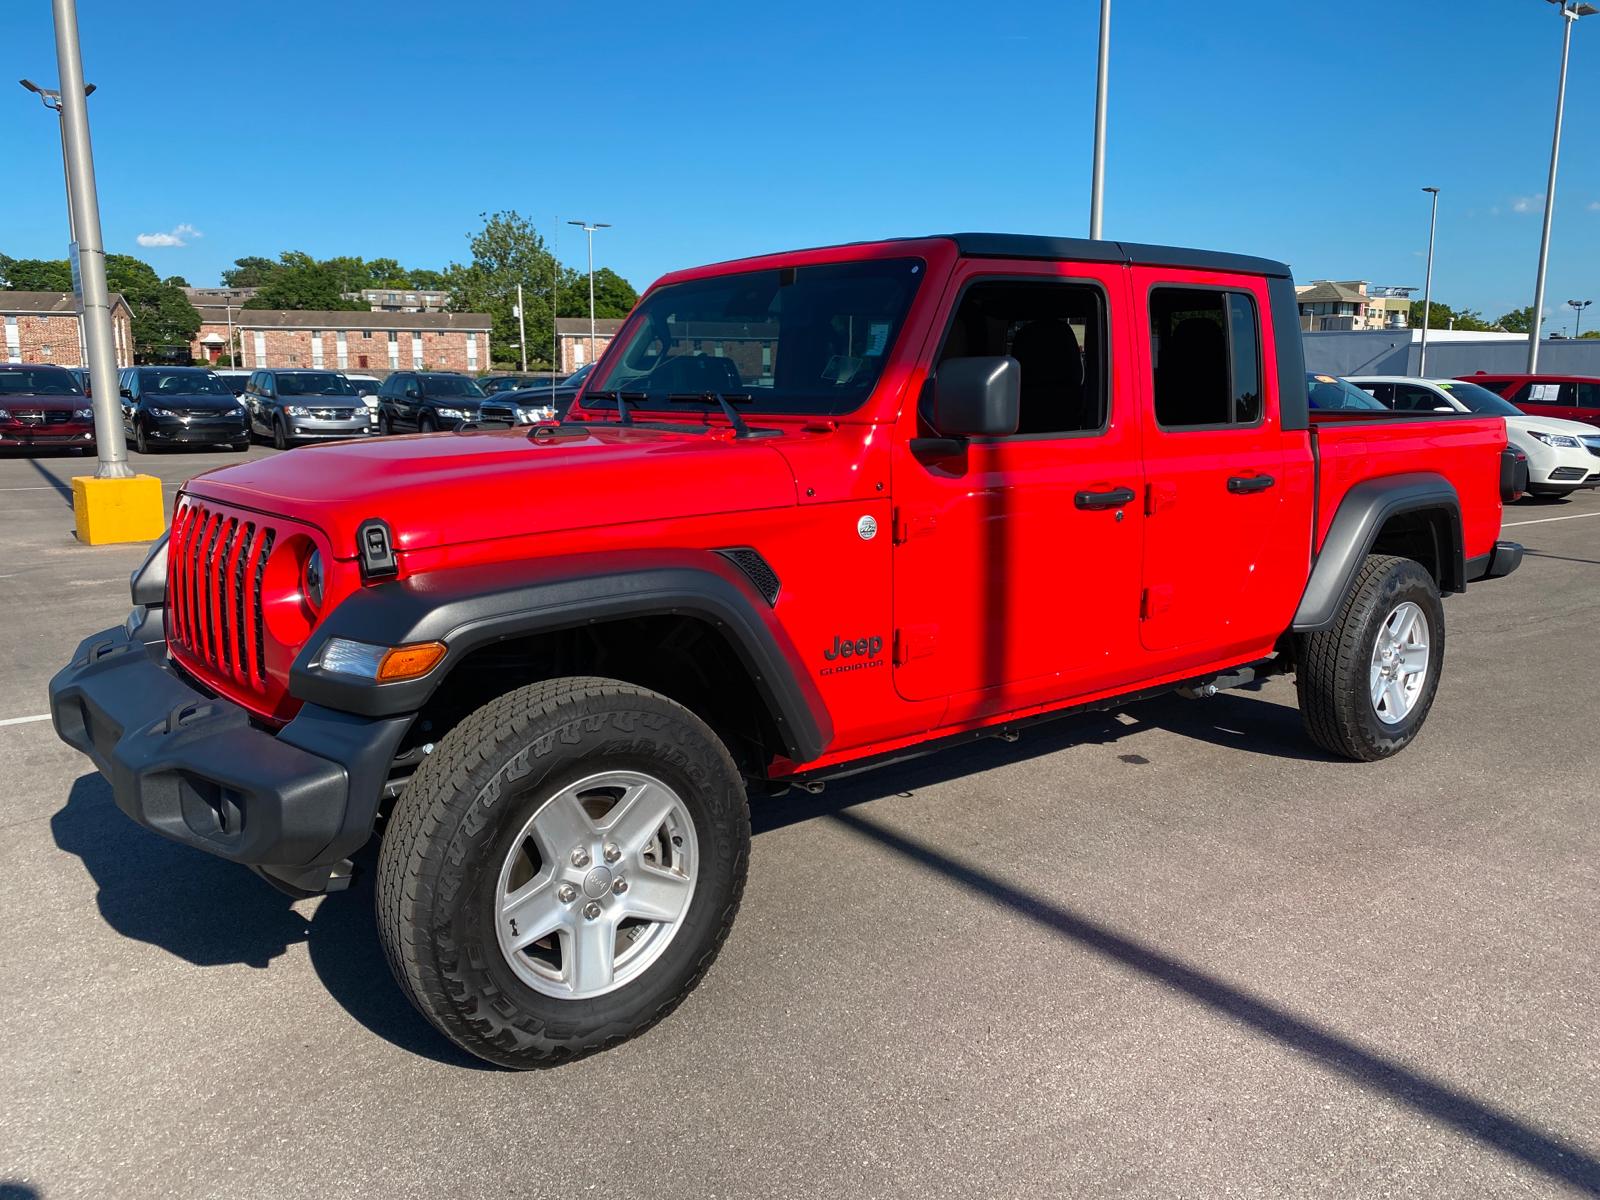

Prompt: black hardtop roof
xmin=943 ymin=233 xmax=1291 ymax=279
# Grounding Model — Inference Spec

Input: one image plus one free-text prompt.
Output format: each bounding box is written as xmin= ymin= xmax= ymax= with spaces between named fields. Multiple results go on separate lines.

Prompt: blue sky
xmin=3 ymin=0 xmax=1597 ymax=328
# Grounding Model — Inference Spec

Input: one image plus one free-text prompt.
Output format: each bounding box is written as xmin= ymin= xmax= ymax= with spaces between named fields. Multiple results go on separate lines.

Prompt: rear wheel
xmin=376 ymin=677 xmax=750 ymax=1068
xmin=1295 ymin=554 xmax=1444 ymax=761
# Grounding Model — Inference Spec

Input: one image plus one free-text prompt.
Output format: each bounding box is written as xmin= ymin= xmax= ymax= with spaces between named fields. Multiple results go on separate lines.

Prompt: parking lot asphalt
xmin=2 ymin=446 xmax=1598 ymax=1199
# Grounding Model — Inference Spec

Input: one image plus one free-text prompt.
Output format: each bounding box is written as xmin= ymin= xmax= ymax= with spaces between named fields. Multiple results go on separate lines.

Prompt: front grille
xmin=13 ymin=409 xmax=71 ymax=425
xmin=168 ymin=499 xmax=278 ymax=691
xmin=307 ymin=407 xmax=355 ymax=420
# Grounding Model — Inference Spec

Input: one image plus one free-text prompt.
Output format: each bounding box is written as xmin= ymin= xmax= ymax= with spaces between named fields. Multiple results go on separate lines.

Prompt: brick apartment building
xmin=0 ymin=291 xmax=135 ymax=367
xmin=190 ymin=308 xmax=492 ymax=374
xmin=556 ymin=317 xmax=624 ymax=373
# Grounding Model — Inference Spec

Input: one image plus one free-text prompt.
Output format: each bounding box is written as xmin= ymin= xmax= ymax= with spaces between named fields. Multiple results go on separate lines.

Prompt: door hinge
xmin=1140 ymin=585 xmax=1174 ymax=620
xmin=893 ymin=625 xmax=937 ymax=665
xmin=892 ymin=508 xmax=937 ymax=544
xmin=1146 ymin=481 xmax=1178 ymax=516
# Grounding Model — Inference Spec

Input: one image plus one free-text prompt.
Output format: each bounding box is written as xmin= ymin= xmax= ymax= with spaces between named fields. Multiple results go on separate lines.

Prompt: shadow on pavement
xmin=1524 ymin=550 xmax=1600 ymax=567
xmin=0 ymin=1183 xmax=43 ymax=1200
xmin=51 ymin=773 xmax=490 ymax=1070
xmin=23 ymin=456 xmax=76 ymax=507
xmin=808 ymin=804 xmax=1600 ymax=1195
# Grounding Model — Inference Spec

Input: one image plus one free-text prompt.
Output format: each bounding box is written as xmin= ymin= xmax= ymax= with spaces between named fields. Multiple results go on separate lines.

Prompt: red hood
xmin=183 ymin=423 xmax=801 ymax=559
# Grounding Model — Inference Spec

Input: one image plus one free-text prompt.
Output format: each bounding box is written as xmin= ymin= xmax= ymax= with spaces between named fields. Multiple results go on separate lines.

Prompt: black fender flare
xmin=1292 ymin=473 xmax=1463 ymax=633
xmin=288 ymin=550 xmax=831 ymax=763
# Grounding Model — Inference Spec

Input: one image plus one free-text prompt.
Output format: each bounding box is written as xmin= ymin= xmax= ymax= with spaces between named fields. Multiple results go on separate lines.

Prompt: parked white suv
xmin=1349 ymin=375 xmax=1600 ymax=498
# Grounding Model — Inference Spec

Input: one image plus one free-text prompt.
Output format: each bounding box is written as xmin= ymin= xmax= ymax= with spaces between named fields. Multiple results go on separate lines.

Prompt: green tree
xmin=221 ymin=255 xmax=280 ymax=288
xmin=443 ymin=211 xmax=566 ymax=368
xmin=1581 ymin=329 xmax=1600 ymax=339
xmin=1495 ymin=305 xmax=1536 ymax=334
xmin=242 ymin=251 xmax=366 ymax=311
xmin=104 ymin=254 xmax=200 ymax=361
xmin=408 ymin=267 xmax=447 ymax=289
xmin=559 ymin=266 xmax=639 ymax=320
xmin=0 ymin=255 xmax=73 ymax=291
xmin=1408 ymin=300 xmax=1491 ymax=332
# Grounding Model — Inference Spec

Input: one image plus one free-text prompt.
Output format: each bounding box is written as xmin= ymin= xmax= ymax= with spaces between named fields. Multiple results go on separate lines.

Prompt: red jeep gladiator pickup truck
xmin=50 ymin=234 xmax=1525 ymax=1067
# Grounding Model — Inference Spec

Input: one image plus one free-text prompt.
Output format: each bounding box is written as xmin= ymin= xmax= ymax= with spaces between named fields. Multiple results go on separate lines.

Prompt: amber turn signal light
xmin=376 ymin=642 xmax=448 ymax=682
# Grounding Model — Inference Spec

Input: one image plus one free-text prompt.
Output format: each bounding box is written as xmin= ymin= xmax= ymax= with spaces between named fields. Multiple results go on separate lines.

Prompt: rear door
xmin=890 ymin=259 xmax=1145 ymax=714
xmin=1132 ymin=269 xmax=1302 ymax=659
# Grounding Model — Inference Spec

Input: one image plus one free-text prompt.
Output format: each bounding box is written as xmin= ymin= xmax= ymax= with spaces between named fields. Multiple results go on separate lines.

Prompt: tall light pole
xmin=1527 ymin=0 xmax=1596 ymax=372
xmin=1089 ymin=0 xmax=1110 ymax=239
xmin=1568 ymin=298 xmax=1592 ymax=337
xmin=567 ymin=220 xmax=610 ymax=369
xmin=1418 ymin=187 xmax=1440 ymax=375
xmin=515 ymin=281 xmax=528 ymax=372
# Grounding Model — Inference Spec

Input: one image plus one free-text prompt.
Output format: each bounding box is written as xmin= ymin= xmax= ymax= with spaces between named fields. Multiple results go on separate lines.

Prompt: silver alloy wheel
xmin=1369 ymin=600 xmax=1430 ymax=725
xmin=494 ymin=770 xmax=699 ymax=999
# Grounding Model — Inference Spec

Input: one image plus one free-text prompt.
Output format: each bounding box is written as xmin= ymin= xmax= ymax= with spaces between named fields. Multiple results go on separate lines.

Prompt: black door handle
xmin=1227 ymin=474 xmax=1275 ymax=494
xmin=1075 ymin=486 xmax=1136 ymax=511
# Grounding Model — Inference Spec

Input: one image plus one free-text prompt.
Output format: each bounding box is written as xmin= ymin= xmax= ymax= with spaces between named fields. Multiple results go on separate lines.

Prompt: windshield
xmin=276 ymin=371 xmax=356 ymax=396
xmin=1307 ymin=373 xmax=1388 ymax=411
xmin=1436 ymin=380 xmax=1522 ymax=416
xmin=140 ymin=369 xmax=232 ymax=396
xmin=0 ymin=367 xmax=82 ymax=396
xmin=422 ymin=375 xmax=485 ymax=398
xmin=591 ymin=257 xmax=925 ymax=415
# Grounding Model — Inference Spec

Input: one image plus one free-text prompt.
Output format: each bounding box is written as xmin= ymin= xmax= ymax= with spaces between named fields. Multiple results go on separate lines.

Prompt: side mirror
xmin=930 ymin=356 xmax=1020 ymax=438
xmin=119 ymin=387 xmax=133 ymax=399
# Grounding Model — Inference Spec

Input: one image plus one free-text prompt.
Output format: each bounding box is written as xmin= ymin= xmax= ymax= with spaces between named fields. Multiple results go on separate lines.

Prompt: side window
xmin=1559 ymin=382 xmax=1580 ymax=407
xmin=1393 ymin=383 xmax=1443 ymax=411
xmin=1149 ymin=287 xmax=1261 ymax=428
xmin=1357 ymin=381 xmax=1393 ymax=406
xmin=1577 ymin=383 xmax=1600 ymax=409
xmin=1517 ymin=382 xmax=1562 ymax=405
xmin=935 ymin=278 xmax=1108 ymax=436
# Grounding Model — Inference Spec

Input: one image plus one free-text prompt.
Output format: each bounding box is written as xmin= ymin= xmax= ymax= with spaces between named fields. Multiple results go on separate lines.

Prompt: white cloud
xmin=1588 ymin=200 xmax=1600 ymax=212
xmin=135 ymin=222 xmax=202 ymax=248
xmin=1510 ymin=195 xmax=1543 ymax=214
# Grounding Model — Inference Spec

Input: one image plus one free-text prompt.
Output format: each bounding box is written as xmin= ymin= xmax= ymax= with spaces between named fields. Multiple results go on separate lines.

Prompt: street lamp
xmin=567 ymin=220 xmax=611 ymax=371
xmin=1089 ymin=0 xmax=1110 ymax=239
xmin=1569 ymin=299 xmax=1592 ymax=337
xmin=1526 ymin=0 xmax=1597 ymax=372
xmin=1419 ymin=187 xmax=1440 ymax=375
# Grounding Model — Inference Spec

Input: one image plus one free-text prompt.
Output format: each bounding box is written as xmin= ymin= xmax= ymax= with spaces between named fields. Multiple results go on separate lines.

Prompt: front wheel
xmin=1295 ymin=554 xmax=1444 ymax=761
xmin=376 ymin=677 xmax=750 ymax=1068
xmin=272 ymin=418 xmax=290 ymax=451
xmin=135 ymin=421 xmax=150 ymax=455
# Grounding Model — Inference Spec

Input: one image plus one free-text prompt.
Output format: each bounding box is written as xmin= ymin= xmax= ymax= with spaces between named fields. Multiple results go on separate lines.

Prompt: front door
xmin=891 ymin=262 xmax=1145 ymax=716
xmin=1132 ymin=270 xmax=1299 ymax=660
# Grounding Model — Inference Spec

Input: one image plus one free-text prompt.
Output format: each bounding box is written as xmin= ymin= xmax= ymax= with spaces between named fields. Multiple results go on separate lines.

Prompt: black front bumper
xmin=48 ymin=617 xmax=412 ymax=895
xmin=142 ymin=415 xmax=249 ymax=444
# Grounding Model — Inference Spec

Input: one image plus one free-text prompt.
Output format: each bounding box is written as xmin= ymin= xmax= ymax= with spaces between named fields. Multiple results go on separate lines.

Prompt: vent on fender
xmin=715 ymin=547 xmax=781 ymax=606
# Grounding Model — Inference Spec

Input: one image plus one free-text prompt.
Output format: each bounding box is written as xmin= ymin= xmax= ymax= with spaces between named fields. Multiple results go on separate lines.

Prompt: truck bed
xmin=1308 ymin=412 xmax=1507 ymax=565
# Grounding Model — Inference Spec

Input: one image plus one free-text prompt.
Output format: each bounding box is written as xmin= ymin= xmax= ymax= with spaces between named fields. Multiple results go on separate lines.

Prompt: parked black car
xmin=478 ymin=364 xmax=593 ymax=425
xmin=375 ymin=371 xmax=486 ymax=433
xmin=244 ymin=369 xmax=378 ymax=449
xmin=478 ymin=374 xmax=544 ymax=395
xmin=119 ymin=366 xmax=250 ymax=453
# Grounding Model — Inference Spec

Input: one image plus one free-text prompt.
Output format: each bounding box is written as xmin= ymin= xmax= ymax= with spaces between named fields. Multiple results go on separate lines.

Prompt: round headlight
xmin=303 ymin=548 xmax=325 ymax=612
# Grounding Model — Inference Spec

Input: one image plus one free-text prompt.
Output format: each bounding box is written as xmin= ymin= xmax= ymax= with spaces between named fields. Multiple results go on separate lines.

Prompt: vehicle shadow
xmin=753 ymin=687 xmax=1335 ymax=837
xmin=50 ymin=773 xmax=489 ymax=1070
xmin=0 ymin=1183 xmax=42 ymax=1200
xmin=1524 ymin=550 xmax=1600 ymax=567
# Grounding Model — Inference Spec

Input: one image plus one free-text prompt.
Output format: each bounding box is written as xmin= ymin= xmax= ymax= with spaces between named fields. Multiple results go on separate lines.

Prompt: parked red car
xmin=52 ymin=233 xmax=1524 ymax=1067
xmin=1457 ymin=372 xmax=1600 ymax=429
xmin=0 ymin=363 xmax=96 ymax=451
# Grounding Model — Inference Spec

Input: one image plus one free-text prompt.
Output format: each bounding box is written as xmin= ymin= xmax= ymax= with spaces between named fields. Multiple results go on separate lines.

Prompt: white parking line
xmin=0 ymin=486 xmax=66 ymax=492
xmin=0 ymin=713 xmax=51 ymax=728
xmin=1503 ymin=512 xmax=1600 ymax=528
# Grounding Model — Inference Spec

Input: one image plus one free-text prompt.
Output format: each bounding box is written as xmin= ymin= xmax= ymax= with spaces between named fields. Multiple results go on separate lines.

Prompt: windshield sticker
xmin=1530 ymin=383 xmax=1561 ymax=402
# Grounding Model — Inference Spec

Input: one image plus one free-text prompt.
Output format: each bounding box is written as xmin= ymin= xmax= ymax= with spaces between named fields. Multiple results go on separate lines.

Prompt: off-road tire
xmin=1295 ymin=554 xmax=1444 ymax=761
xmin=376 ymin=677 xmax=750 ymax=1068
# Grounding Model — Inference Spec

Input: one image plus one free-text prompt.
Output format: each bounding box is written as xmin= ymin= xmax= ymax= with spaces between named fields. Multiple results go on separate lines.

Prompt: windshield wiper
xmin=585 ymin=390 xmax=647 ymax=426
xmin=666 ymin=392 xmax=754 ymax=438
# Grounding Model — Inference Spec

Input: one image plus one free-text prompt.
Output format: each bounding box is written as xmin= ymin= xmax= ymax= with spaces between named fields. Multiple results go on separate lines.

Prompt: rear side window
xmin=936 ymin=279 xmax=1108 ymax=436
xmin=1577 ymin=383 xmax=1600 ymax=409
xmin=1149 ymin=288 xmax=1261 ymax=428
